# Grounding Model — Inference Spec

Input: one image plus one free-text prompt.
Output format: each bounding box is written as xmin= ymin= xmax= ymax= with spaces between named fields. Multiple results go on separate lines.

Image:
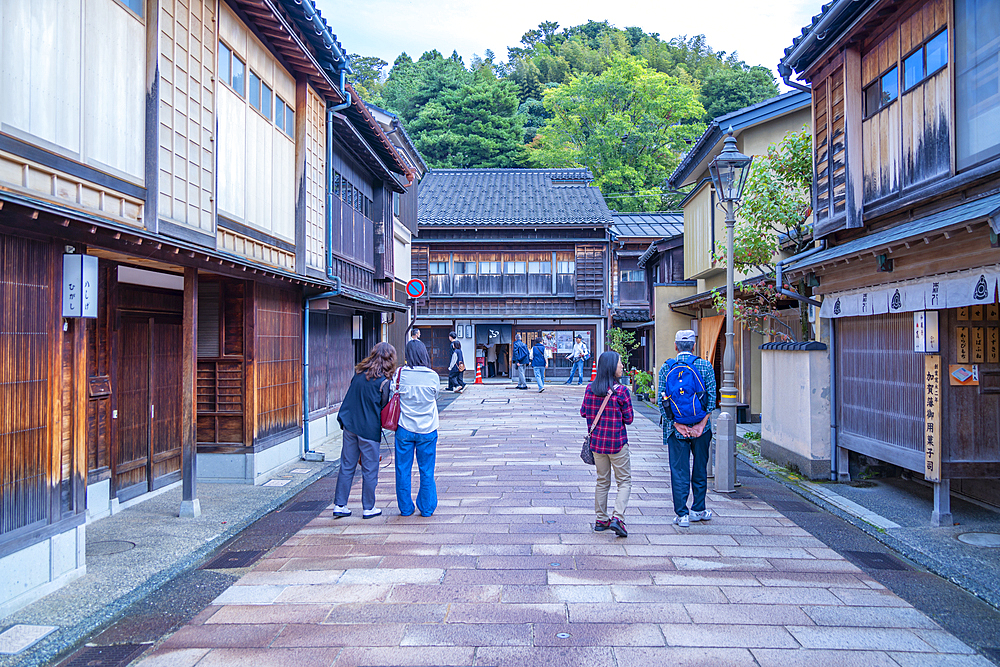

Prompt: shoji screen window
xmin=528 ymin=254 xmax=552 ymax=295
xmin=429 ymin=254 xmax=451 ymax=295
xmin=503 ymin=255 xmax=527 ymax=294
xmin=453 ymin=255 xmax=478 ymax=294
xmin=556 ymin=253 xmax=575 ymax=295
xmin=478 ymin=256 xmax=502 ymax=295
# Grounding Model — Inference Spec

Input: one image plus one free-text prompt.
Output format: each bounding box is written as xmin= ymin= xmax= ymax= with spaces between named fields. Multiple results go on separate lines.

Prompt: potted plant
xmin=631 ymin=369 xmax=653 ymax=402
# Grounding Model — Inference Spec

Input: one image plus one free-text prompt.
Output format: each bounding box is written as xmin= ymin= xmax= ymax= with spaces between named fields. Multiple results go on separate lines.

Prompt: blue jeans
xmin=533 ymin=366 xmax=545 ymax=390
xmin=667 ymin=428 xmax=713 ymax=517
xmin=395 ymin=426 xmax=438 ymax=516
xmin=566 ymin=358 xmax=585 ymax=384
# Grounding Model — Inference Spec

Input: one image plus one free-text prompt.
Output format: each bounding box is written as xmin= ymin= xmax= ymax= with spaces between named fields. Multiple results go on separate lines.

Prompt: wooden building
xmin=780 ymin=0 xmax=1000 ymax=522
xmin=609 ymin=213 xmax=684 ymax=372
xmin=365 ymin=104 xmax=429 ymax=354
xmin=666 ymin=92 xmax=813 ymax=421
xmin=412 ymin=169 xmax=613 ymax=379
xmin=0 ymin=0 xmax=410 ymax=616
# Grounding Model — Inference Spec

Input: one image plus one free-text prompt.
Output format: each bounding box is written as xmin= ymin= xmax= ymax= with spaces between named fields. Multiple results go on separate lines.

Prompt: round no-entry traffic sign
xmin=405 ymin=279 xmax=426 ymax=299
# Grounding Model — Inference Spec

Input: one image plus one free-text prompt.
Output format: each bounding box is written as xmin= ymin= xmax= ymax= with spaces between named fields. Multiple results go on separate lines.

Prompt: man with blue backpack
xmin=658 ymin=329 xmax=717 ymax=528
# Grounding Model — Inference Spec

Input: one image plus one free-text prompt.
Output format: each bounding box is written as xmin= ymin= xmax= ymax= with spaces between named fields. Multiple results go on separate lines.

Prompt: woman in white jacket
xmin=395 ymin=340 xmax=441 ymax=517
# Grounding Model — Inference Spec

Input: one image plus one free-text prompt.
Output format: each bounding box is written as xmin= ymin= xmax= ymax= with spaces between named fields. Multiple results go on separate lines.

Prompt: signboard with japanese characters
xmin=62 ymin=254 xmax=98 ymax=318
xmin=989 ymin=327 xmax=999 ymax=364
xmin=913 ymin=311 xmax=939 ymax=352
xmin=956 ymin=326 xmax=969 ymax=363
xmin=924 ymin=355 xmax=942 ymax=483
xmin=972 ymin=327 xmax=985 ymax=363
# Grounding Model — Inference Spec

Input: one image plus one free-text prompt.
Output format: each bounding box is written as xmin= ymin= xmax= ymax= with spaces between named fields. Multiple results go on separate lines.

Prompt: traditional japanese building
xmin=411 ymin=169 xmax=613 ymax=379
xmin=610 ymin=213 xmax=685 ymax=372
xmin=779 ymin=0 xmax=1000 ymax=521
xmin=0 ymin=0 xmax=410 ymax=615
xmin=365 ymin=103 xmax=429 ymax=354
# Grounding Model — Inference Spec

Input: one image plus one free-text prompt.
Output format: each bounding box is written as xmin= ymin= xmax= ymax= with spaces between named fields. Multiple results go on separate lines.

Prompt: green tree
xmin=606 ymin=328 xmax=639 ymax=369
xmin=699 ymin=65 xmax=779 ymax=122
xmin=346 ymin=54 xmax=388 ymax=103
xmin=529 ymin=55 xmax=705 ymax=212
xmin=380 ymin=53 xmax=420 ymax=116
xmin=517 ymin=97 xmax=549 ymax=143
xmin=710 ymin=128 xmax=814 ymax=339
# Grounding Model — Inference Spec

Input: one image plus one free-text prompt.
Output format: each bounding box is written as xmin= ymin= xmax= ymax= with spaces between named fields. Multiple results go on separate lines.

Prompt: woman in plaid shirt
xmin=580 ymin=351 xmax=634 ymax=537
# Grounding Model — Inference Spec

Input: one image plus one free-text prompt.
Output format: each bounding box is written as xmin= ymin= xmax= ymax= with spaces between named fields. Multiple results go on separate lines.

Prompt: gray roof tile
xmin=417 ymin=169 xmax=612 ymax=227
xmin=611 ymin=212 xmax=684 ymax=239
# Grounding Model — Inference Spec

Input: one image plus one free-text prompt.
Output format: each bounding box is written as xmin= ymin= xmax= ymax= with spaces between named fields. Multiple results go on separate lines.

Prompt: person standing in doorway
xmin=659 ymin=329 xmax=716 ymax=528
xmin=565 ymin=335 xmax=589 ymax=385
xmin=394 ymin=341 xmax=441 ymax=517
xmin=487 ymin=344 xmax=498 ymax=378
xmin=511 ymin=333 xmax=529 ymax=390
xmin=449 ymin=340 xmax=466 ymax=393
xmin=581 ymin=350 xmax=634 ymax=538
xmin=333 ymin=342 xmax=396 ymax=519
xmin=530 ymin=337 xmax=547 ymax=392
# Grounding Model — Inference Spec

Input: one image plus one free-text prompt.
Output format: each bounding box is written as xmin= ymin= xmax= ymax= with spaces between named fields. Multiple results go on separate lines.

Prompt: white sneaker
xmin=690 ymin=509 xmax=713 ymax=522
xmin=674 ymin=514 xmax=690 ymax=528
xmin=332 ymin=505 xmax=351 ymax=518
xmin=362 ymin=507 xmax=383 ymax=519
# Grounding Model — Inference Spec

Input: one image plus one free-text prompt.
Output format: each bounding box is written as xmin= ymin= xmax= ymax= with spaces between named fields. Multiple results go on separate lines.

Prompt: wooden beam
xmin=179 ymin=267 xmax=200 ymax=517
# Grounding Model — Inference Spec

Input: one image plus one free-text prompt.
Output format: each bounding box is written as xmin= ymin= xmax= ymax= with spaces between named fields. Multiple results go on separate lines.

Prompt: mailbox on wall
xmin=62 ymin=253 xmax=98 ymax=318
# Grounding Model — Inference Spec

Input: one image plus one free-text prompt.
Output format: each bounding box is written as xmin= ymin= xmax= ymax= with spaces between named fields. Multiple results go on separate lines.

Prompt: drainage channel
xmin=737 ymin=460 xmax=1000 ymax=666
xmin=53 ymin=474 xmax=339 ymax=667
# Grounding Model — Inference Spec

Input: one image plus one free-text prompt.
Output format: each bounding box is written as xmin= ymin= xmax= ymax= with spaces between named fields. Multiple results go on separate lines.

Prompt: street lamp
xmin=708 ymin=128 xmax=752 ymax=493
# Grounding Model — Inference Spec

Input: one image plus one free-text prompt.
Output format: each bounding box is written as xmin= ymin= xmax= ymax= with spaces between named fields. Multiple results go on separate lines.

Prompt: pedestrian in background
xmin=333 ymin=342 xmax=396 ymax=519
xmin=659 ymin=329 xmax=716 ymax=528
xmin=530 ymin=337 xmax=547 ymax=392
xmin=564 ymin=335 xmax=589 ymax=385
xmin=394 ymin=341 xmax=441 ymax=517
xmin=449 ymin=340 xmax=466 ymax=393
xmin=581 ymin=351 xmax=634 ymax=538
xmin=511 ymin=333 xmax=529 ymax=390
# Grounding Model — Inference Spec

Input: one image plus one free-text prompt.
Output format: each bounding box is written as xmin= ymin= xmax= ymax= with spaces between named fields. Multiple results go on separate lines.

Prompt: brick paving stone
xmin=197 ymin=648 xmax=342 ymax=667
xmin=533 ymin=622 xmax=665 ymax=646
xmin=614 ymin=646 xmax=758 ymax=667
xmin=750 ymin=648 xmax=902 ymax=666
xmin=137 ymin=385 xmax=979 ymax=666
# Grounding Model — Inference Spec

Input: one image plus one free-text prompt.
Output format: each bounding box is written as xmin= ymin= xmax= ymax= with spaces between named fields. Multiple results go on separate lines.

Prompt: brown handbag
xmin=380 ymin=367 xmax=403 ymax=431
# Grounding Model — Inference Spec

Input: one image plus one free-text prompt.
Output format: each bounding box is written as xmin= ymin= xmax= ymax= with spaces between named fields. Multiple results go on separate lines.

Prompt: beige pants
xmin=594 ymin=445 xmax=632 ymax=521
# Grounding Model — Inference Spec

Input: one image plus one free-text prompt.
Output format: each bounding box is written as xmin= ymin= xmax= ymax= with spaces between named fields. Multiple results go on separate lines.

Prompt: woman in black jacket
xmin=333 ymin=342 xmax=396 ymax=519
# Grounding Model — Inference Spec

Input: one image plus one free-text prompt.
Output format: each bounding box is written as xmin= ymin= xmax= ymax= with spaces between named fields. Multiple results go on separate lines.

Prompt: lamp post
xmin=708 ymin=129 xmax=752 ymax=493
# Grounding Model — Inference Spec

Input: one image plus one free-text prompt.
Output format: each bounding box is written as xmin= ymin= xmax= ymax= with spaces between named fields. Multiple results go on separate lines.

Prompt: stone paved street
xmin=137 ymin=384 xmax=992 ymax=667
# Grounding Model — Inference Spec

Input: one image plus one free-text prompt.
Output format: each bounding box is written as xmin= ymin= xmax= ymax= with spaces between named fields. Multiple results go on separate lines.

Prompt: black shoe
xmin=609 ymin=516 xmax=628 ymax=538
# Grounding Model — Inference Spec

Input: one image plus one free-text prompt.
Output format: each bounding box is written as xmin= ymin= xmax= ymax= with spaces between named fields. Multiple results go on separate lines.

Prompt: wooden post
xmin=180 ymin=267 xmax=200 ymax=517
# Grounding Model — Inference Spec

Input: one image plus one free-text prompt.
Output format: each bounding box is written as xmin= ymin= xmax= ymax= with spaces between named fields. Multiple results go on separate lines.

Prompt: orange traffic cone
xmin=590 ymin=359 xmax=597 ymax=381
xmin=475 ymin=363 xmax=483 ymax=384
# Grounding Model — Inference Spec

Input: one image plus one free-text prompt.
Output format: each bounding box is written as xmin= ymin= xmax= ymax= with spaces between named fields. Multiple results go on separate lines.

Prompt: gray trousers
xmin=335 ymin=429 xmax=380 ymax=510
xmin=513 ymin=362 xmax=527 ymax=387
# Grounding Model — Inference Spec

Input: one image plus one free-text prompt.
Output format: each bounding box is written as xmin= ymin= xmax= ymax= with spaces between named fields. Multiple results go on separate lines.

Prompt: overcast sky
xmin=314 ymin=0 xmax=820 ymax=83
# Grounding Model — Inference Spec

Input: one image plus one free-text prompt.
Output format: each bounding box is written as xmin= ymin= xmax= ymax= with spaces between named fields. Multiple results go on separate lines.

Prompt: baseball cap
xmin=675 ymin=329 xmax=697 ymax=342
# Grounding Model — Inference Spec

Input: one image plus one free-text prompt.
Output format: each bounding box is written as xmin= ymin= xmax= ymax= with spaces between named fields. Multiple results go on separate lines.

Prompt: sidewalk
xmin=735 ymin=424 xmax=1000 ymax=613
xmin=0 ymin=432 xmax=342 ymax=667
xmin=136 ymin=383 xmax=992 ymax=667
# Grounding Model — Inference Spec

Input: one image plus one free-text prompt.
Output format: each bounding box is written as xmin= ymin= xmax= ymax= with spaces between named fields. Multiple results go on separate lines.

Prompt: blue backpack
xmin=662 ymin=357 xmax=709 ymax=425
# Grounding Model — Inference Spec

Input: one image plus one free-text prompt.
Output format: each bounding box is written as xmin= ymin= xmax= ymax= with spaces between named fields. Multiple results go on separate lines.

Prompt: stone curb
xmin=735 ymin=446 xmax=1000 ymax=614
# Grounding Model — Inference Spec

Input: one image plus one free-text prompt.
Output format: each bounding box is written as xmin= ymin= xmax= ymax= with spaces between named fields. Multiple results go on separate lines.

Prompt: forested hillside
xmin=349 ymin=21 xmax=779 ymax=211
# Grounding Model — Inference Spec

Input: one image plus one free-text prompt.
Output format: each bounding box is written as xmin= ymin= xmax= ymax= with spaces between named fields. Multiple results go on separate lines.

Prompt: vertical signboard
xmin=972 ymin=327 xmax=985 ymax=363
xmin=913 ymin=312 xmax=938 ymax=352
xmin=989 ymin=327 xmax=999 ymax=364
xmin=62 ymin=254 xmax=98 ymax=318
xmin=924 ymin=355 xmax=942 ymax=483
xmin=956 ymin=326 xmax=969 ymax=363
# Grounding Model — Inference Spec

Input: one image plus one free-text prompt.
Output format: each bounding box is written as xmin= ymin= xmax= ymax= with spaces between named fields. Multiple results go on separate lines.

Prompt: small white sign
xmin=62 ymin=254 xmax=98 ymax=318
xmin=262 ymin=479 xmax=291 ymax=487
xmin=913 ymin=311 xmax=940 ymax=353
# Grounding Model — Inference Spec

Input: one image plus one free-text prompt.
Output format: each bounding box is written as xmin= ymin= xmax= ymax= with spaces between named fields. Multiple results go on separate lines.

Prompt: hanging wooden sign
xmin=989 ymin=303 xmax=1000 ymax=321
xmin=925 ymin=355 xmax=942 ymax=483
xmin=989 ymin=327 xmax=999 ymax=364
xmin=958 ymin=307 xmax=970 ymax=321
xmin=956 ymin=326 xmax=969 ymax=363
xmin=972 ymin=327 xmax=986 ymax=363
xmin=971 ymin=305 xmax=984 ymax=321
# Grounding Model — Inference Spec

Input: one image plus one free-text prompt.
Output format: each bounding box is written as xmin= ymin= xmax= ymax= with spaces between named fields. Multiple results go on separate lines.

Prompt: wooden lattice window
xmin=575 ymin=245 xmax=606 ymax=300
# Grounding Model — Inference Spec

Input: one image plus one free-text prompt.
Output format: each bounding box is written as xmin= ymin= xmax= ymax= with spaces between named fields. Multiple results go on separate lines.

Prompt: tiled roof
xmin=611 ymin=213 xmax=683 ymax=240
xmin=417 ymin=169 xmax=613 ymax=227
xmin=780 ymin=0 xmax=878 ymax=75
xmin=613 ymin=308 xmax=651 ymax=323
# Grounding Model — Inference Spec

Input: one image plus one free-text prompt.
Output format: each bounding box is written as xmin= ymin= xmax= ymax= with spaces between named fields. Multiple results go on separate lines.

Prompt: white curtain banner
xmin=819 ymin=265 xmax=1000 ymax=318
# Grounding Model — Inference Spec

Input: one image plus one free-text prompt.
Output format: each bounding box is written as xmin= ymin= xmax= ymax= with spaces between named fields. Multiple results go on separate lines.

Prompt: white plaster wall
xmin=761 ymin=350 xmax=831 ymax=461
